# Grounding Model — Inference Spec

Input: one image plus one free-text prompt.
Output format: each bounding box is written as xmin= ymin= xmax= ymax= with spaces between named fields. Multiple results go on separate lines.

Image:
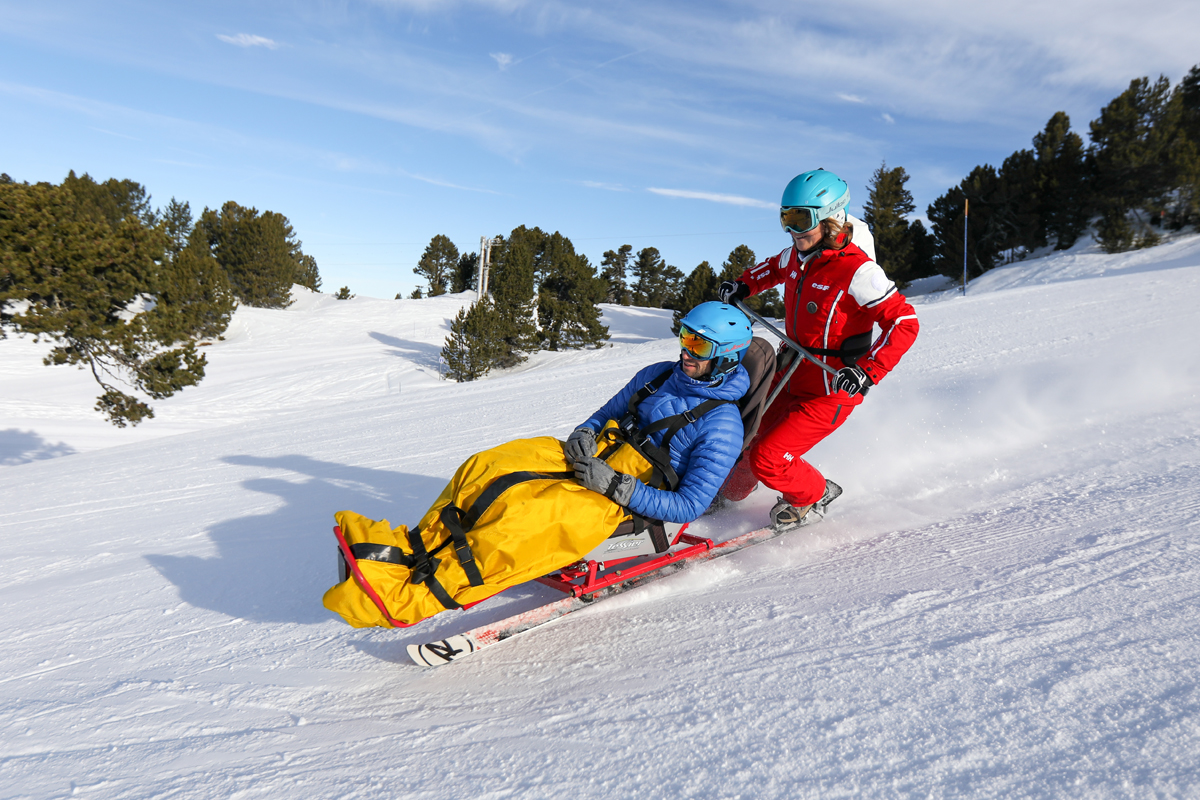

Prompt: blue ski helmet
xmin=678 ymin=301 xmax=753 ymax=377
xmin=780 ymin=169 xmax=850 ymax=234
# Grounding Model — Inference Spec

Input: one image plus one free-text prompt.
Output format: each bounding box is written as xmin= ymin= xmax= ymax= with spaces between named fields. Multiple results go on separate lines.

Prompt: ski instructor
xmin=565 ymin=301 xmax=754 ymax=524
xmin=717 ymin=168 xmax=920 ymax=529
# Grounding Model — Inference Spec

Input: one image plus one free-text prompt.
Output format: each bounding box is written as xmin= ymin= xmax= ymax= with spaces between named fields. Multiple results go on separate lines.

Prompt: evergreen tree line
xmin=866 ymin=64 xmax=1200 ymax=287
xmin=0 ymin=171 xmax=322 ymax=425
xmin=414 ymin=228 xmax=786 ymax=382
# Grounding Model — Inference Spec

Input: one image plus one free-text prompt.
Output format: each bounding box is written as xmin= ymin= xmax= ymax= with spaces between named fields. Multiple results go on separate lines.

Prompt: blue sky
xmin=3 ymin=0 xmax=1199 ymax=299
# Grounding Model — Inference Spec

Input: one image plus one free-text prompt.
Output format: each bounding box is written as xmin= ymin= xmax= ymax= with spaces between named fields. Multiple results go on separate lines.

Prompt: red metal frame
xmin=534 ymin=524 xmax=715 ymax=598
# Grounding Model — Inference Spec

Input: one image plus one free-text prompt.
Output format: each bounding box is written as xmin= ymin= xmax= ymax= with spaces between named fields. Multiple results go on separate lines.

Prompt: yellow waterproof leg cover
xmin=323 ymin=429 xmax=653 ymax=628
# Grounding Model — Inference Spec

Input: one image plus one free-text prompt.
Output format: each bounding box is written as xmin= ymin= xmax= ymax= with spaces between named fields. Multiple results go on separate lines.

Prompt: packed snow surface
xmin=2 ymin=236 xmax=1200 ymax=799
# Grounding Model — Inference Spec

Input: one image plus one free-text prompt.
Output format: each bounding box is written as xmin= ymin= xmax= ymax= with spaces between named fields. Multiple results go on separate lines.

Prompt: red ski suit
xmin=725 ymin=242 xmax=919 ymax=506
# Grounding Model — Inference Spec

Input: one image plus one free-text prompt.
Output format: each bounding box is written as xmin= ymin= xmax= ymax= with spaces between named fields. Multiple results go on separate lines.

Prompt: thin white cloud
xmin=838 ymin=93 xmax=866 ymax=104
xmin=490 ymin=52 xmax=513 ymax=70
xmin=647 ymin=188 xmax=774 ymax=209
xmin=882 ymin=113 xmax=896 ymax=124
xmin=217 ymin=33 xmax=280 ymax=49
xmin=581 ymin=180 xmax=629 ymax=192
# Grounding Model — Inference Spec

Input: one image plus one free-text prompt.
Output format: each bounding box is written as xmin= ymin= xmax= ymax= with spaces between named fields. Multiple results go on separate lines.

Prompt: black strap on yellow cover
xmin=404 ymin=526 xmax=462 ymax=611
xmin=438 ymin=505 xmax=486 ymax=587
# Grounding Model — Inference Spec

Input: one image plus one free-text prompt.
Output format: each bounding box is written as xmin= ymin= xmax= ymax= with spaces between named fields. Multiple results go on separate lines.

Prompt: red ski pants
xmin=722 ymin=393 xmax=854 ymax=507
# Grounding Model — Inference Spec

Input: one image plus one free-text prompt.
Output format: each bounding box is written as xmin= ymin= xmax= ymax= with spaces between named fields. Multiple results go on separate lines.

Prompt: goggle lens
xmin=679 ymin=325 xmax=717 ymax=360
xmin=780 ymin=206 xmax=819 ymax=234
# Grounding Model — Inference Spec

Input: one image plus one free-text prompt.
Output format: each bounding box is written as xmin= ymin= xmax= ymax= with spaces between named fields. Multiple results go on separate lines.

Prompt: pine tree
xmin=151 ymin=199 xmax=235 ymax=342
xmin=1172 ymin=65 xmax=1200 ymax=226
xmin=600 ymin=244 xmax=632 ymax=304
xmin=150 ymin=229 xmax=235 ymax=343
xmin=993 ymin=148 xmax=1042 ymax=257
xmin=863 ymin=162 xmax=917 ymax=284
xmin=442 ymin=297 xmax=503 ymax=382
xmin=927 ymin=167 xmax=997 ymax=280
xmin=715 ymin=244 xmax=780 ymax=316
xmin=908 ymin=220 xmax=938 ymax=280
xmin=194 ymin=202 xmax=311 ymax=308
xmin=334 ymin=286 xmax=355 ymax=299
xmin=1032 ymin=112 xmax=1090 ymax=249
xmin=671 ymin=261 xmax=718 ymax=333
xmin=1 ymin=175 xmax=213 ymax=426
xmin=489 ymin=228 xmax=539 ymax=368
xmin=629 ymin=247 xmax=683 ymax=308
xmin=414 ymin=234 xmax=459 ymax=296
xmin=295 ymin=254 xmax=321 ymax=292
xmin=717 ymin=244 xmax=756 ymax=285
xmin=1089 ymin=75 xmax=1190 ymax=249
xmin=452 ymin=251 xmax=478 ymax=293
xmin=535 ymin=231 xmax=609 ymax=350
xmin=161 ymin=197 xmax=193 ymax=260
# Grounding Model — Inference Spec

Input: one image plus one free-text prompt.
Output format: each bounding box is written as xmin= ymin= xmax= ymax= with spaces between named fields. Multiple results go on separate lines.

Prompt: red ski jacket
xmin=739 ymin=242 xmax=919 ymax=405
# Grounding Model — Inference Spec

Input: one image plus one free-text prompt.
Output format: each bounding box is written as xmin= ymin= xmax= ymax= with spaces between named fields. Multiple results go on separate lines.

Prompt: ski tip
xmin=407 ymin=634 xmax=478 ymax=667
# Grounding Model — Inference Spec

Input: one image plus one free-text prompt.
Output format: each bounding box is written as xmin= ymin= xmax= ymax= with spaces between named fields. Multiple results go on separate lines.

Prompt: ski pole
xmin=733 ymin=299 xmax=837 ymax=376
xmin=762 ymin=348 xmax=802 ymax=411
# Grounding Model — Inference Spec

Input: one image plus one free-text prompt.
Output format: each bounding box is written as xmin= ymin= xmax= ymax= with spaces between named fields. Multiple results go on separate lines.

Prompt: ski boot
xmin=769 ymin=479 xmax=843 ymax=532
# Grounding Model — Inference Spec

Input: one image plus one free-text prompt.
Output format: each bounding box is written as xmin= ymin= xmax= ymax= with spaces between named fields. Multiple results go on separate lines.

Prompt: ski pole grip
xmin=733 ymin=299 xmax=838 ymax=377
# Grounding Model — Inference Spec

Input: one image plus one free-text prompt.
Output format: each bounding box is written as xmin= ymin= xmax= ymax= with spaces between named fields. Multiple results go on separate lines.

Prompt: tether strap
xmin=624 ymin=397 xmax=732 ymax=491
xmin=439 ymin=505 xmax=486 ymax=587
xmin=805 ymin=331 xmax=873 ymax=364
xmin=349 ymin=543 xmax=414 ymax=566
xmin=462 ymin=471 xmax=575 ymax=529
xmin=405 ymin=526 xmax=461 ymax=611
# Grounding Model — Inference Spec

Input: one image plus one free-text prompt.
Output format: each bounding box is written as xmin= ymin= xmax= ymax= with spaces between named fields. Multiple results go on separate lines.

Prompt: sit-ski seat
xmin=582 ymin=337 xmax=778 ymax=562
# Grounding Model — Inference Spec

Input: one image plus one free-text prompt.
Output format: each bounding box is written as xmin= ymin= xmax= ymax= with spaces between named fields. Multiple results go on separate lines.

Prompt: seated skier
xmin=565 ymin=301 xmax=754 ymax=524
xmin=325 ymin=301 xmax=762 ymax=629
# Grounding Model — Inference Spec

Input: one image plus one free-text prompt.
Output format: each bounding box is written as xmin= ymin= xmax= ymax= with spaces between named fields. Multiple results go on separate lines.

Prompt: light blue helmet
xmin=780 ymin=169 xmax=850 ymax=234
xmin=678 ymin=301 xmax=753 ymax=377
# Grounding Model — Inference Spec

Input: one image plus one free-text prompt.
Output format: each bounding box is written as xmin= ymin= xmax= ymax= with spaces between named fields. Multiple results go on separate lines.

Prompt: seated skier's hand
xmin=564 ymin=428 xmax=597 ymax=464
xmin=574 ymin=456 xmax=635 ymax=505
xmin=832 ymin=365 xmax=872 ymax=397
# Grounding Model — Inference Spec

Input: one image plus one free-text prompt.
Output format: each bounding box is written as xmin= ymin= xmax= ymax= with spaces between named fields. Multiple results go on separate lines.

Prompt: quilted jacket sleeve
xmin=624 ymin=403 xmax=744 ymax=523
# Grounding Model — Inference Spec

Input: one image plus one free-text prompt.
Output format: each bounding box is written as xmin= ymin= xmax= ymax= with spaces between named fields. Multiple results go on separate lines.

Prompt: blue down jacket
xmin=580 ymin=360 xmax=749 ymax=524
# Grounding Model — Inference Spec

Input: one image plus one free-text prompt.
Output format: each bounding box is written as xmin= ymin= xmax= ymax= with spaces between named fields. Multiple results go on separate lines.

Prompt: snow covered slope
xmin=2 ymin=236 xmax=1199 ymax=799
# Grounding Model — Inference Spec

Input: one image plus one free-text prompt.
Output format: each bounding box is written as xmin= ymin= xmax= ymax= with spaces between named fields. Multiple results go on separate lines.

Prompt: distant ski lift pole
xmin=477 ymin=236 xmax=499 ymax=303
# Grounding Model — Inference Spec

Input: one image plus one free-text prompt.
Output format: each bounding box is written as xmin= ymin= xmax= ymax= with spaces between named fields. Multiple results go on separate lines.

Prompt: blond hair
xmin=821 ymin=217 xmax=854 ymax=251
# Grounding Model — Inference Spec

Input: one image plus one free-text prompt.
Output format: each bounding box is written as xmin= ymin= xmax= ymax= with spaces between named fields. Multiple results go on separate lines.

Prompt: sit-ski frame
xmin=534 ymin=523 xmax=715 ymax=598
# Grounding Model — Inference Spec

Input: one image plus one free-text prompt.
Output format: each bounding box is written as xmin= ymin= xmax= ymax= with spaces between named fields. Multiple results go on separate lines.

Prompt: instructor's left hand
xmin=832 ymin=365 xmax=872 ymax=397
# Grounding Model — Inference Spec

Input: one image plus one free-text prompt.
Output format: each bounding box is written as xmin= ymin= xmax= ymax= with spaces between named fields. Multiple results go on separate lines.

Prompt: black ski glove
xmin=574 ymin=456 xmax=636 ymax=506
xmin=564 ymin=428 xmax=597 ymax=463
xmin=832 ymin=365 xmax=872 ymax=397
xmin=717 ymin=280 xmax=750 ymax=305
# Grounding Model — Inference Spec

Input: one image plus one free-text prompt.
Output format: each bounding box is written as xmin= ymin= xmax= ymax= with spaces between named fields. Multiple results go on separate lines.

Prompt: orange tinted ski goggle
xmin=679 ymin=325 xmax=717 ymax=360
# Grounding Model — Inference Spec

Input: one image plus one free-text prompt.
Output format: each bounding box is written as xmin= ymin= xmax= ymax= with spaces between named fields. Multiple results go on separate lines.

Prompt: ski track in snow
xmin=2 ymin=235 xmax=1200 ymax=798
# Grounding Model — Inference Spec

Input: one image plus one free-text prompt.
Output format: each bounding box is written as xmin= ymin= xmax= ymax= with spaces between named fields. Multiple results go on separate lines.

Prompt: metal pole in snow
xmin=962 ymin=198 xmax=969 ymax=296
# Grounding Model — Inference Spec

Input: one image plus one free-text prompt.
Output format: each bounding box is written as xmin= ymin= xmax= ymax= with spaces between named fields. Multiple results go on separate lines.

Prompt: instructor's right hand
xmin=718 ymin=280 xmax=750 ymax=305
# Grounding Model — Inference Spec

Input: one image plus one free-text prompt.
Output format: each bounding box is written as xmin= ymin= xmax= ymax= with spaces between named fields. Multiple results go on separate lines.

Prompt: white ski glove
xmin=832 ymin=365 xmax=872 ymax=397
xmin=574 ymin=457 xmax=636 ymax=506
xmin=564 ymin=428 xmax=597 ymax=463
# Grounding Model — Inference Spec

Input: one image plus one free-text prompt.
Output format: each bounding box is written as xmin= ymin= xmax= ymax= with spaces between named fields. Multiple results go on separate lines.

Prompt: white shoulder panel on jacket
xmin=848 ymin=260 xmax=897 ymax=309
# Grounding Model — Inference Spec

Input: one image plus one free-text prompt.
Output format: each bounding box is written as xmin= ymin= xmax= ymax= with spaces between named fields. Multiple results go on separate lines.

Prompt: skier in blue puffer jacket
xmin=566 ymin=302 xmax=752 ymax=524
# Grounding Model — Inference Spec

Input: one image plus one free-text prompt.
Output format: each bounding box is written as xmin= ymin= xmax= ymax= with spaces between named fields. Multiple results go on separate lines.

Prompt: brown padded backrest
xmin=736 ymin=337 xmax=777 ymax=450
